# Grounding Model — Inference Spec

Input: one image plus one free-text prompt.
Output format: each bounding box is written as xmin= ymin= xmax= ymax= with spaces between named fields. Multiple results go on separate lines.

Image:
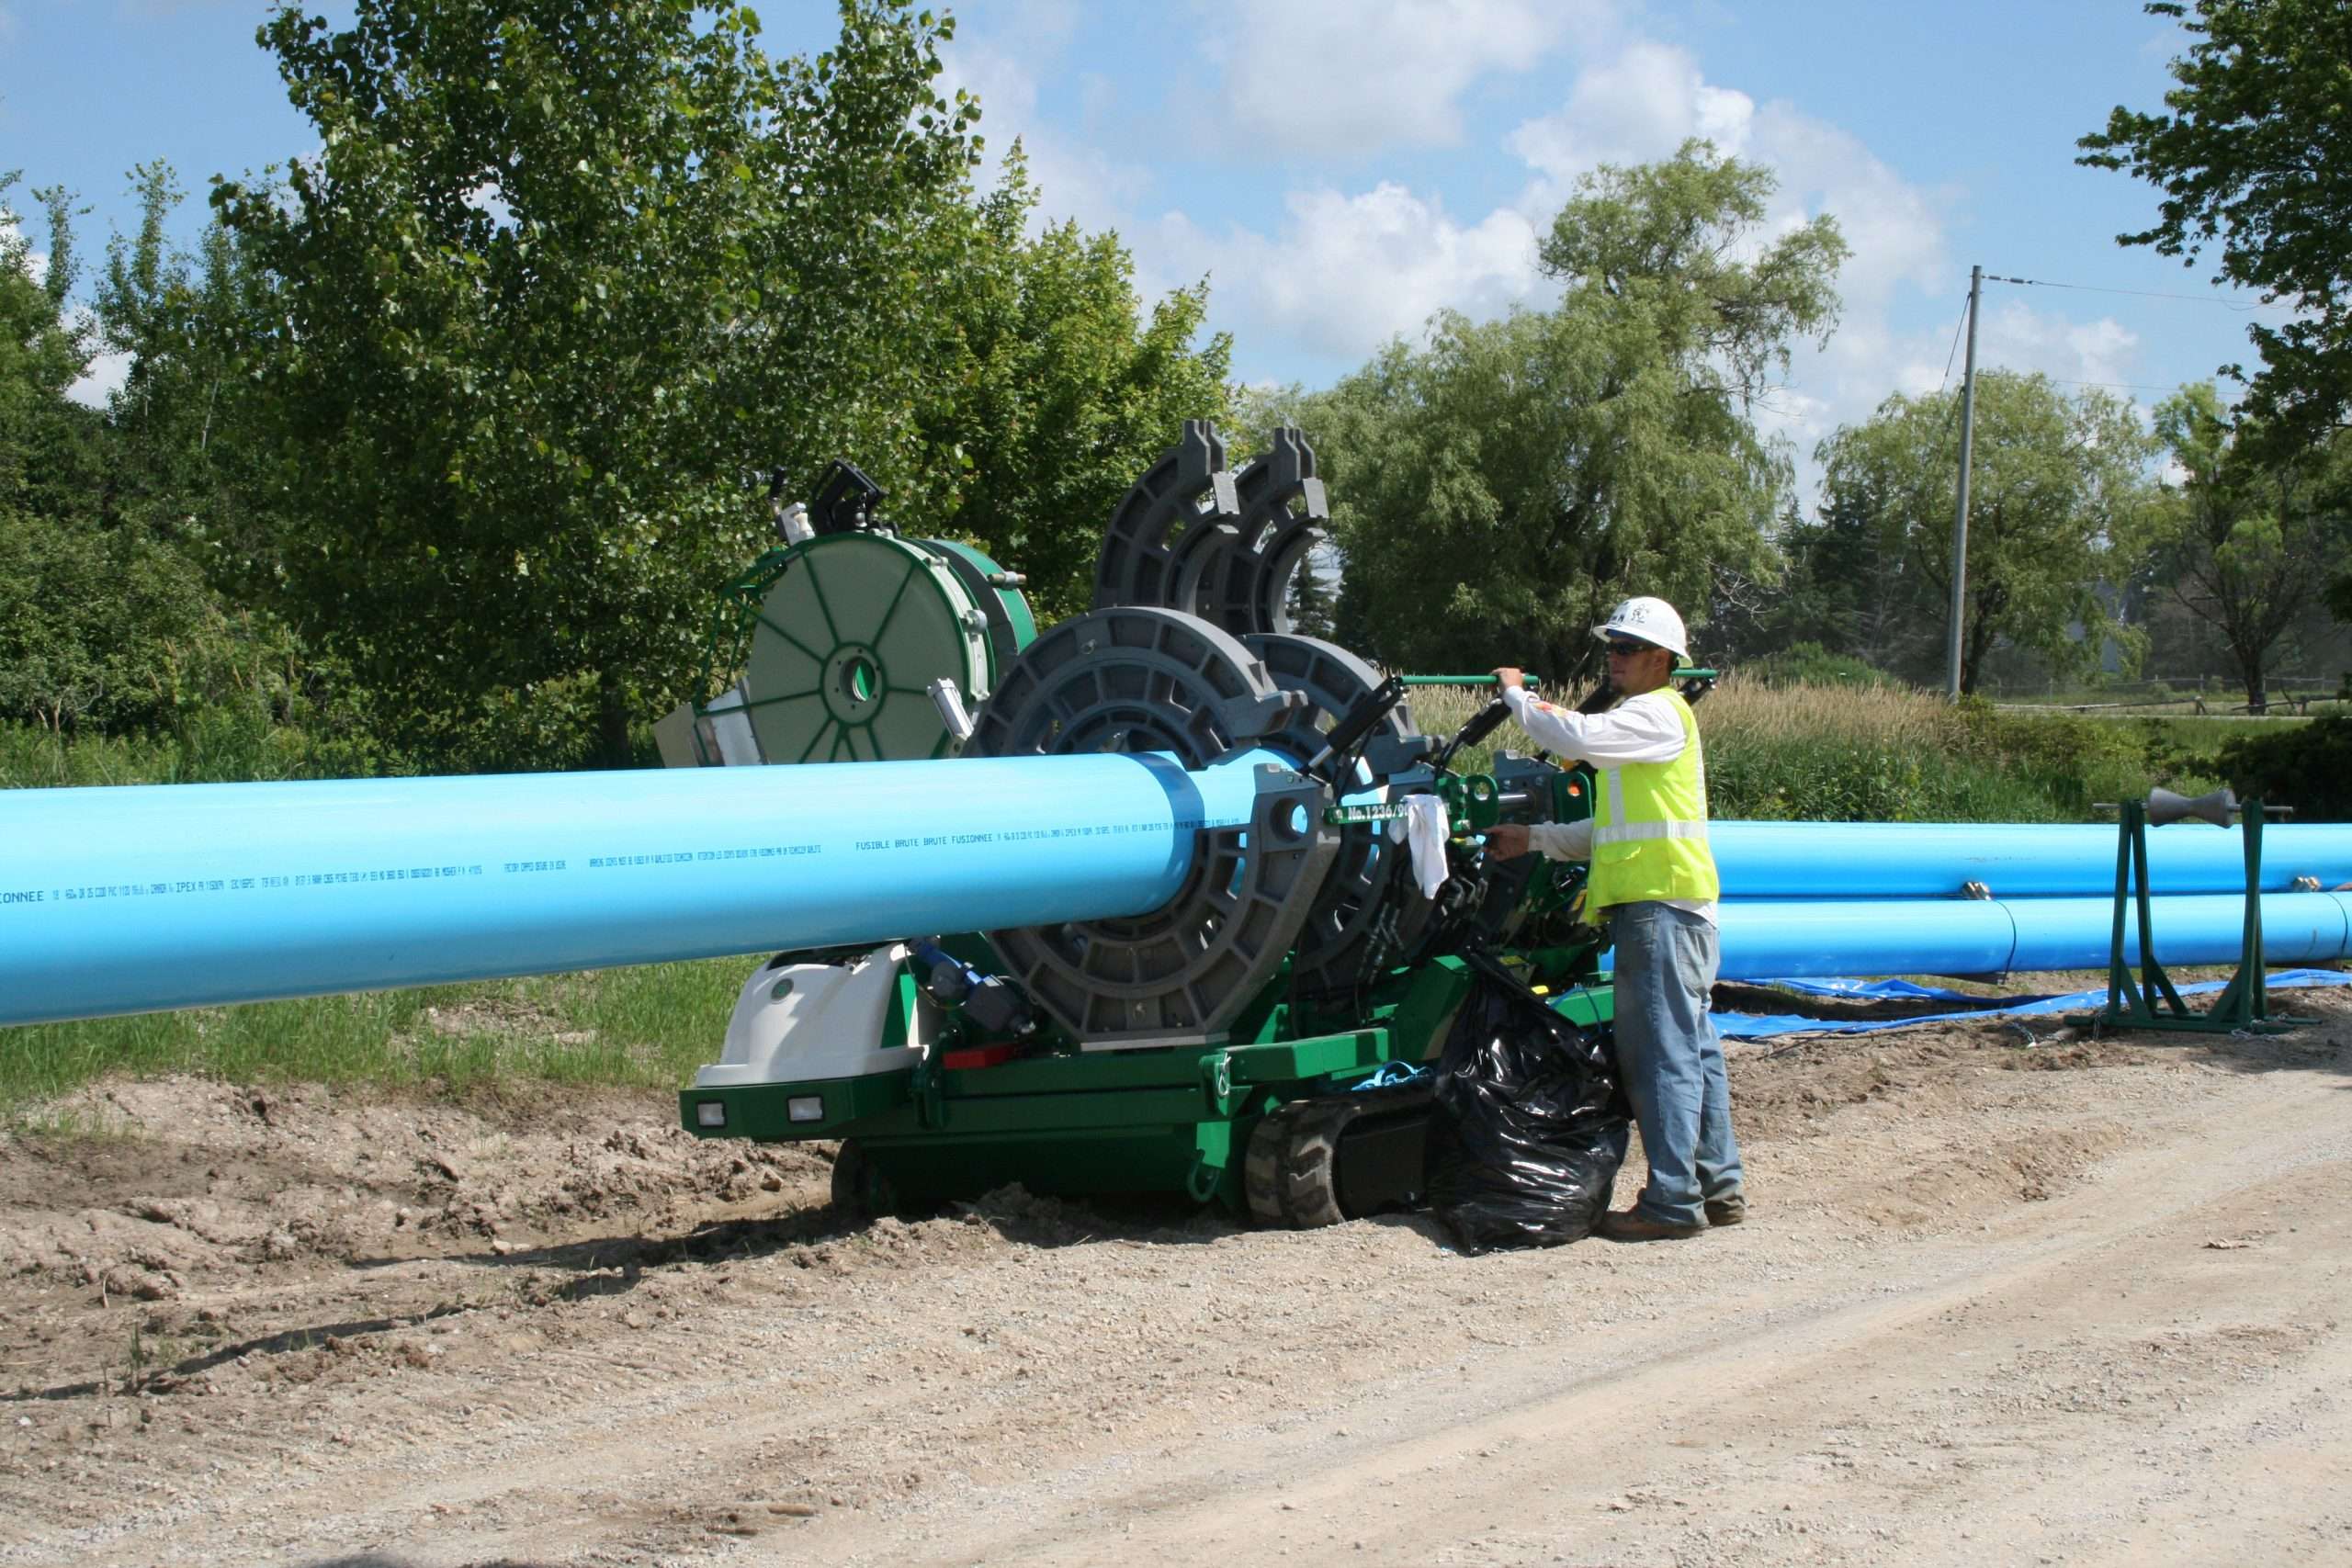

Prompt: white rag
xmin=1387 ymin=794 xmax=1452 ymax=900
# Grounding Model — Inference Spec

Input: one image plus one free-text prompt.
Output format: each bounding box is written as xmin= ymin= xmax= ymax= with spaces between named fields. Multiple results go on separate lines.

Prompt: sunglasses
xmin=1603 ymin=638 xmax=1652 ymax=655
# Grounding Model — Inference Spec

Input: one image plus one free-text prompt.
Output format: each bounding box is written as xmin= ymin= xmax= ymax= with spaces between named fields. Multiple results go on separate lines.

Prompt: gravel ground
xmin=2 ymin=985 xmax=2348 ymax=1567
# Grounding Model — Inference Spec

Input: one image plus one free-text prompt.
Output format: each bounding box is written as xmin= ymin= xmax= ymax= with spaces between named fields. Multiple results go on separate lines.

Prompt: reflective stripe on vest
xmin=1592 ymin=818 xmax=1711 ymax=846
xmin=1583 ymin=689 xmax=1720 ymax=912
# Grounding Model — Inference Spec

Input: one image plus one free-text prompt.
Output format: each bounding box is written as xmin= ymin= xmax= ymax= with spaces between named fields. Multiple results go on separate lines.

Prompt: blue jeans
xmin=1609 ymin=901 xmax=1743 ymax=1227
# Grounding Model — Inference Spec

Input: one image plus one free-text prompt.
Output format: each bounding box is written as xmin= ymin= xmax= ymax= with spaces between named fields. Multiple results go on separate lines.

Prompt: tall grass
xmin=1700 ymin=678 xmax=2060 ymax=820
xmin=1406 ymin=675 xmax=2229 ymax=822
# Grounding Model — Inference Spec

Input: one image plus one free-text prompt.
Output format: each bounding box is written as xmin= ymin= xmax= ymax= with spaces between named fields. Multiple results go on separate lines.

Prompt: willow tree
xmin=1309 ymin=141 xmax=1846 ymax=685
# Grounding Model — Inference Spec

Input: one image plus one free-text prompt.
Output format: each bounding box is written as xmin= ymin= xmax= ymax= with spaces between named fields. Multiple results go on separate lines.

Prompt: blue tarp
xmin=1713 ymin=968 xmax=2352 ymax=1041
xmin=1752 ymin=976 xmax=2007 ymax=1002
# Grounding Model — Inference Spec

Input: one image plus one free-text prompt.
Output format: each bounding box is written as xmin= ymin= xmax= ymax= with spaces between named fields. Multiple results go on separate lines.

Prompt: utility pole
xmin=1945 ymin=264 xmax=1982 ymax=700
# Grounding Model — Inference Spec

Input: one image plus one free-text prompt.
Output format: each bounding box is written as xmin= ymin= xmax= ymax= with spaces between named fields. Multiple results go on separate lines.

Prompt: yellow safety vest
xmin=1584 ymin=689 xmax=1719 ymax=914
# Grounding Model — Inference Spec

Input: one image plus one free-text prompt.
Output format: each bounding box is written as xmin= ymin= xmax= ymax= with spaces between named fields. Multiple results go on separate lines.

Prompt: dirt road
xmin=4 ymin=989 xmax=2348 ymax=1567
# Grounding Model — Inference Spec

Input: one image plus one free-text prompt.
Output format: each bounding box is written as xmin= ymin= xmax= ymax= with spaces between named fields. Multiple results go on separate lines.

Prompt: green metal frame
xmin=2086 ymin=796 xmax=2306 ymax=1036
xmin=678 ymin=953 xmax=1614 ymax=1211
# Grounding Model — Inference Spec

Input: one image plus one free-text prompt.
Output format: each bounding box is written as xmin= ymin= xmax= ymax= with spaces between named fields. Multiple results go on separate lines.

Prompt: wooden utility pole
xmin=1946 ymin=264 xmax=1982 ymax=700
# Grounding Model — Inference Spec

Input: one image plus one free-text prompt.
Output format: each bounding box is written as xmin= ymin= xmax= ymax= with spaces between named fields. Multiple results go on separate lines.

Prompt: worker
xmin=1482 ymin=595 xmax=1746 ymax=1242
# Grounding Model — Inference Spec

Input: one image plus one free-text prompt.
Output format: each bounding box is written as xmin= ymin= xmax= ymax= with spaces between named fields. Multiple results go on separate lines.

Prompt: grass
xmin=0 ymin=958 xmax=749 ymax=1118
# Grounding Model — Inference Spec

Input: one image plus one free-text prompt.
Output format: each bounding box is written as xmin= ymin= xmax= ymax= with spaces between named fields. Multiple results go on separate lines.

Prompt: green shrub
xmin=2217 ymin=714 xmax=2352 ymax=821
xmin=1950 ymin=701 xmax=2155 ymax=817
xmin=1706 ymin=736 xmax=2075 ymax=822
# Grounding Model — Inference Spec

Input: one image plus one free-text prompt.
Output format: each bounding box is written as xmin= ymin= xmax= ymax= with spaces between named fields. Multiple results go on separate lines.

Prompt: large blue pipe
xmin=1709 ymin=820 xmax=2352 ymax=899
xmin=0 ymin=752 xmax=1278 ymax=1027
xmin=1715 ymin=891 xmax=2352 ymax=979
xmin=8 ymin=754 xmax=2349 ymax=1026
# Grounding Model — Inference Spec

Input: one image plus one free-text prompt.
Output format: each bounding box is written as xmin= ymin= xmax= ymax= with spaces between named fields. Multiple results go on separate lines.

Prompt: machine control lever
xmin=1430 ymin=699 xmax=1510 ymax=776
xmin=1305 ymin=675 xmax=1405 ymax=783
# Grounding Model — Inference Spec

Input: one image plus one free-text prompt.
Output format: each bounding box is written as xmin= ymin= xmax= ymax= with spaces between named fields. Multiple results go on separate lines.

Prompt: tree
xmin=1305 ymin=141 xmax=1846 ymax=685
xmin=1812 ymin=372 xmax=2157 ymax=694
xmin=1766 ymin=481 xmax=1921 ymax=672
xmin=0 ymin=177 xmax=106 ymax=730
xmin=212 ymin=0 xmax=988 ymax=767
xmin=0 ymin=175 xmax=237 ymax=736
xmin=2078 ymin=1 xmax=2352 ymax=448
xmin=2147 ymin=383 xmax=2352 ymax=710
xmin=96 ymin=165 xmax=277 ymax=562
xmin=907 ymin=148 xmax=1230 ymax=621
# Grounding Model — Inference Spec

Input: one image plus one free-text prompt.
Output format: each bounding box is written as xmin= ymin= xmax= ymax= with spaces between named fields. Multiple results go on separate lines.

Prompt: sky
xmin=0 ymin=0 xmax=2301 ymax=508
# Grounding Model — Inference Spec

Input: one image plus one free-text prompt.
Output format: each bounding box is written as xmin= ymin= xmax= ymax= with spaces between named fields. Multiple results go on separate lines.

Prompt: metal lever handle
xmin=1306 ymin=675 xmax=1405 ymax=781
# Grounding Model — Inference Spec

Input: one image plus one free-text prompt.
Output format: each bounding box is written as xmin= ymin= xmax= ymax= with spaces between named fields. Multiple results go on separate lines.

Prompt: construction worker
xmin=1483 ymin=595 xmax=1746 ymax=1242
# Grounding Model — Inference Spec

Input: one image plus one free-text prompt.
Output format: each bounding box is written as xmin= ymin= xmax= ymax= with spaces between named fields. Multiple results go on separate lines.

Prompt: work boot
xmin=1595 ymin=1208 xmax=1706 ymax=1243
xmin=1704 ymin=1193 xmax=1747 ymax=1227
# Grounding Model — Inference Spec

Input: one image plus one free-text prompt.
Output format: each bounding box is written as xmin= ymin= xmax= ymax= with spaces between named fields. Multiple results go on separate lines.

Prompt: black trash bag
xmin=1425 ymin=962 xmax=1630 ymax=1254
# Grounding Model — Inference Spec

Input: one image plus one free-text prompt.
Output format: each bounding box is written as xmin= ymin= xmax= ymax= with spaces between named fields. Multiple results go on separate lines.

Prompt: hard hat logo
xmin=1592 ymin=595 xmax=1690 ymax=663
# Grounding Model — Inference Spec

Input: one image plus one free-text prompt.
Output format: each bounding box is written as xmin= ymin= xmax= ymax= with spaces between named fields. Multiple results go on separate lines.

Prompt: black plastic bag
xmin=1425 ymin=961 xmax=1630 ymax=1253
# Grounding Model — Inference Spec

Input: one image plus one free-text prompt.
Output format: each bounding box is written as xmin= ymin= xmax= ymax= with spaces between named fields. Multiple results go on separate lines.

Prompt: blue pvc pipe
xmin=9 ymin=749 xmax=2348 ymax=1024
xmin=0 ymin=752 xmax=1280 ymax=1027
xmin=1715 ymin=892 xmax=2352 ymax=980
xmin=1709 ymin=820 xmax=2352 ymax=899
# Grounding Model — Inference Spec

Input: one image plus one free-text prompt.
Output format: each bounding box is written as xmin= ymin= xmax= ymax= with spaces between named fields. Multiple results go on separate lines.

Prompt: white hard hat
xmin=1592 ymin=596 xmax=1689 ymax=662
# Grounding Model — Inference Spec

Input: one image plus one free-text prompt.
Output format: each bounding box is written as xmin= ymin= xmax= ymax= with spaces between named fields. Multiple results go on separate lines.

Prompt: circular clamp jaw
xmin=967 ymin=605 xmax=1342 ymax=1046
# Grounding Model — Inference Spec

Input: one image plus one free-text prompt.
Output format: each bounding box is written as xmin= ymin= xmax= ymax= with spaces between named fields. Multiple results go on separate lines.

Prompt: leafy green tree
xmin=908 ymin=148 xmax=1230 ymax=621
xmin=2148 ymin=383 xmax=2352 ymax=710
xmin=1813 ymin=372 xmax=2158 ymax=694
xmin=1 ymin=179 xmax=98 ymax=527
xmin=2078 ymin=1 xmax=2352 ymax=447
xmin=1304 ymin=141 xmax=1846 ymax=685
xmin=1766 ymin=482 xmax=1921 ymax=673
xmin=0 ymin=175 xmax=238 ymax=737
xmin=1 ymin=176 xmax=103 ymax=729
xmin=212 ymin=0 xmax=988 ymax=767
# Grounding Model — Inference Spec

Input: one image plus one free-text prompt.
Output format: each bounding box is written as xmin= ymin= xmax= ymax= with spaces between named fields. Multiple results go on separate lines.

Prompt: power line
xmin=2043 ymin=376 xmax=2199 ymax=393
xmin=1982 ymin=273 xmax=2291 ymax=313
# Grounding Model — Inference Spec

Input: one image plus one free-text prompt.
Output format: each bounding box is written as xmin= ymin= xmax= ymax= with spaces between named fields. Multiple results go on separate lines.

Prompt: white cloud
xmin=1744 ymin=103 xmax=1946 ymax=310
xmin=940 ymin=11 xmax=1153 ymax=234
xmin=1212 ymin=0 xmax=1597 ymax=159
xmin=1148 ymin=183 xmax=1544 ymax=366
xmin=68 ymin=348 xmax=130 ymax=410
xmin=1977 ymin=296 xmax=2141 ymax=390
xmin=957 ymin=6 xmax=2149 ymax=522
xmin=1509 ymin=39 xmax=1756 ymax=203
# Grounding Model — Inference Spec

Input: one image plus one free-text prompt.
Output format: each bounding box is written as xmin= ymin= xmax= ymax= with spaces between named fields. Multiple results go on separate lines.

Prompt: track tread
xmin=1246 ymin=1095 xmax=1404 ymax=1229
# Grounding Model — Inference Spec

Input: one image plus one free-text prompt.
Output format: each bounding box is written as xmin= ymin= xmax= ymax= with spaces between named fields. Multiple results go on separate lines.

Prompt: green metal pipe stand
xmin=2087 ymin=795 xmax=2305 ymax=1036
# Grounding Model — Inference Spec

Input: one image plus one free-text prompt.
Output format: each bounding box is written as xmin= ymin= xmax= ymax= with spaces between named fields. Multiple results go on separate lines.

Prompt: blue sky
xmin=1 ymin=0 xmax=2300 ymax=501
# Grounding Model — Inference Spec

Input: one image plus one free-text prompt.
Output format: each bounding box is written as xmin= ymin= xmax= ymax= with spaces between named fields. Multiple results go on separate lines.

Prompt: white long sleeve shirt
xmin=1501 ymin=685 xmax=1717 ymax=924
